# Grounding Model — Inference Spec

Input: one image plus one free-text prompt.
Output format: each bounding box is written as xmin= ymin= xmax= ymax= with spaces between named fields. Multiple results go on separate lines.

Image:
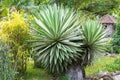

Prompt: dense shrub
xmin=110 ymin=20 xmax=120 ymax=53
xmin=105 ymin=14 xmax=120 ymax=54
xmin=0 ymin=12 xmax=30 ymax=74
xmin=0 ymin=42 xmax=16 ymax=80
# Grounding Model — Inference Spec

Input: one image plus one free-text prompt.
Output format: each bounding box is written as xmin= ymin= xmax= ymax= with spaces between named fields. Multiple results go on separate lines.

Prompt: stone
xmin=115 ymin=71 xmax=120 ymax=75
xmin=67 ymin=66 xmax=83 ymax=80
xmin=113 ymin=75 xmax=120 ymax=80
xmin=98 ymin=71 xmax=109 ymax=76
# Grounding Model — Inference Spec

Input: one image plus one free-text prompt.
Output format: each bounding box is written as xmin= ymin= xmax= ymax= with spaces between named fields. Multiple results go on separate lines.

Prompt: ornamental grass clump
xmin=30 ymin=4 xmax=82 ymax=74
xmin=82 ymin=20 xmax=106 ymax=66
xmin=30 ymin=4 xmax=107 ymax=79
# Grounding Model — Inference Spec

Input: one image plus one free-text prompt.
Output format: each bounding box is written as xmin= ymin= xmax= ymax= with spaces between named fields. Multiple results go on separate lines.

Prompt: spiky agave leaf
xmin=82 ymin=20 xmax=106 ymax=64
xmin=30 ymin=4 xmax=82 ymax=73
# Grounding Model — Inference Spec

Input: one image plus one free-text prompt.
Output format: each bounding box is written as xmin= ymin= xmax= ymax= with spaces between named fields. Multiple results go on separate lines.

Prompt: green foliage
xmin=30 ymin=4 xmax=82 ymax=74
xmin=105 ymin=40 xmax=115 ymax=53
xmin=0 ymin=42 xmax=15 ymax=80
xmin=16 ymin=57 xmax=115 ymax=79
xmin=33 ymin=0 xmax=50 ymax=5
xmin=82 ymin=20 xmax=106 ymax=65
xmin=105 ymin=58 xmax=120 ymax=72
xmin=82 ymin=20 xmax=106 ymax=52
xmin=43 ymin=0 xmax=120 ymax=16
xmin=0 ymin=0 xmax=34 ymax=9
xmin=0 ymin=0 xmax=36 ymax=18
xmin=85 ymin=56 xmax=115 ymax=75
xmin=0 ymin=12 xmax=30 ymax=73
xmin=0 ymin=0 xmax=119 ymax=17
xmin=21 ymin=59 xmax=51 ymax=80
xmin=0 ymin=7 xmax=9 ymax=18
xmin=109 ymin=13 xmax=120 ymax=54
xmin=53 ymin=0 xmax=93 ymax=9
xmin=83 ymin=0 xmax=119 ymax=16
xmin=110 ymin=22 xmax=120 ymax=53
xmin=59 ymin=74 xmax=69 ymax=80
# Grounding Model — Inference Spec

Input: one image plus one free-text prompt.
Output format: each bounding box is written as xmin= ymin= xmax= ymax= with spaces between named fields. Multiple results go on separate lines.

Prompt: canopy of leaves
xmin=82 ymin=0 xmax=119 ymax=16
xmin=0 ymin=0 xmax=34 ymax=9
xmin=51 ymin=0 xmax=120 ymax=16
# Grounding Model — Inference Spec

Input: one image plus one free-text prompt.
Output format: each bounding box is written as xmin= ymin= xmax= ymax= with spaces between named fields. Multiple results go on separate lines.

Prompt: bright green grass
xmin=21 ymin=56 xmax=115 ymax=79
xmin=85 ymin=56 xmax=115 ymax=75
xmin=22 ymin=60 xmax=52 ymax=80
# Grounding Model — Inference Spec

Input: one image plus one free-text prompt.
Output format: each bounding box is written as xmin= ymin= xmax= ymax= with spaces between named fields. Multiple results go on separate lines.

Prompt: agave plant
xmin=82 ymin=20 xmax=106 ymax=65
xmin=30 ymin=4 xmax=82 ymax=73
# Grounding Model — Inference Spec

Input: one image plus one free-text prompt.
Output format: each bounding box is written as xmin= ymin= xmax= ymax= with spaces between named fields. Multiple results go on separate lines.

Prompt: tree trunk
xmin=67 ymin=66 xmax=84 ymax=80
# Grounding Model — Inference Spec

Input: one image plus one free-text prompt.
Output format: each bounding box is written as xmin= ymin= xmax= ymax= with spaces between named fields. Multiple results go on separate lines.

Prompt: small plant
xmin=82 ymin=20 xmax=106 ymax=65
xmin=105 ymin=58 xmax=120 ymax=72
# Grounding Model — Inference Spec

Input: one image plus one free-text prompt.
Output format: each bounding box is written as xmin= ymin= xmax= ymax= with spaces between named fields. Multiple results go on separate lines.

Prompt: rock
xmin=110 ymin=54 xmax=117 ymax=57
xmin=104 ymin=53 xmax=117 ymax=57
xmin=86 ymin=71 xmax=120 ymax=80
xmin=105 ymin=53 xmax=119 ymax=57
xmin=115 ymin=71 xmax=120 ymax=75
xmin=113 ymin=75 xmax=120 ymax=80
xmin=99 ymin=75 xmax=113 ymax=80
xmin=105 ymin=53 xmax=111 ymax=56
xmin=67 ymin=66 xmax=83 ymax=80
xmin=99 ymin=78 xmax=103 ymax=80
xmin=98 ymin=71 xmax=109 ymax=76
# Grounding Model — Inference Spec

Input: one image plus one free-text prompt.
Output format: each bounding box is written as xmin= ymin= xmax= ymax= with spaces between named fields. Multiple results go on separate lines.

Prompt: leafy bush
xmin=110 ymin=18 xmax=120 ymax=53
xmin=0 ymin=12 xmax=30 ymax=73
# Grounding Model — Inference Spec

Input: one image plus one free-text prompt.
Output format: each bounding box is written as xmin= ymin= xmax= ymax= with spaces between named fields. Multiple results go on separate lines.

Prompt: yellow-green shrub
xmin=0 ymin=12 xmax=30 ymax=73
